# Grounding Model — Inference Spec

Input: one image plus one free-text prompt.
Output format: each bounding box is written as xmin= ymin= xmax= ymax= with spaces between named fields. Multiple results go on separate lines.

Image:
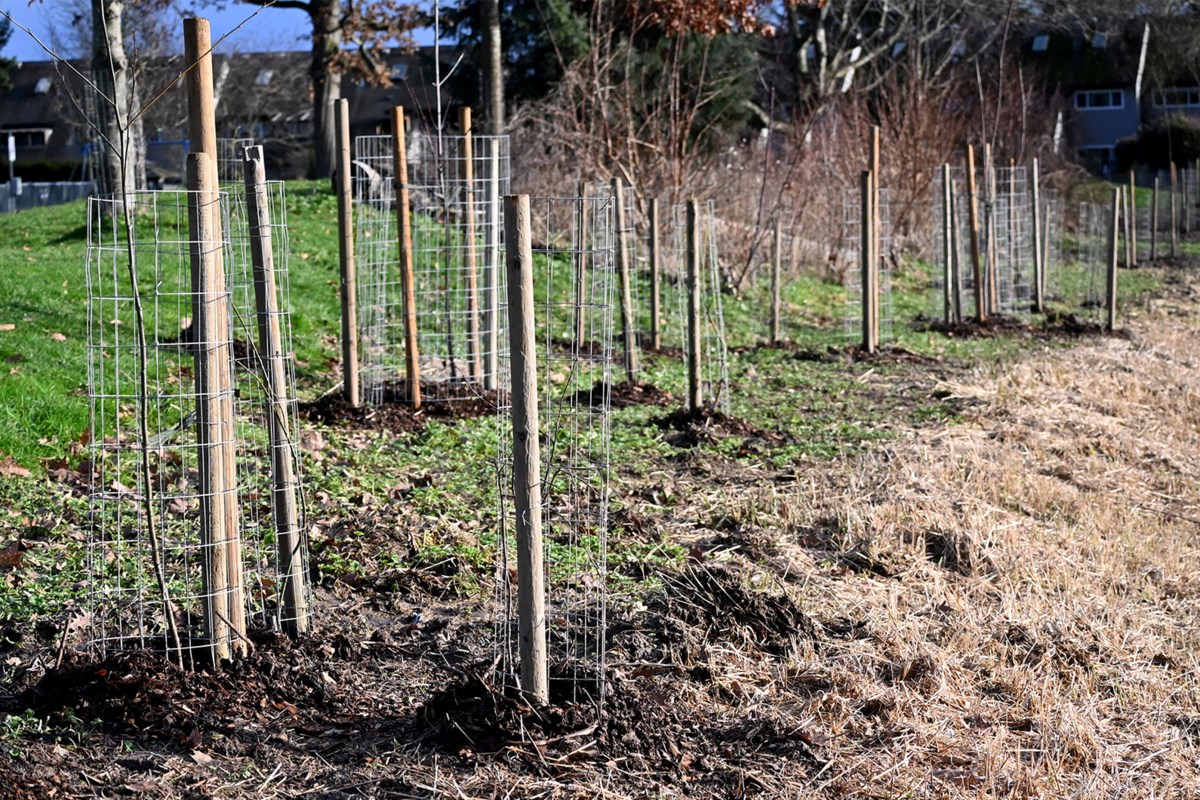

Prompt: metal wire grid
xmin=1040 ymin=191 xmax=1062 ymax=305
xmin=668 ymin=202 xmax=732 ymax=414
xmin=1050 ymin=201 xmax=1106 ymax=319
xmin=929 ymin=167 xmax=970 ymax=321
xmin=224 ymin=178 xmax=310 ymax=634
xmin=495 ymin=195 xmax=614 ymax=708
xmin=842 ymin=187 xmax=893 ymax=343
xmin=354 ymin=133 xmax=511 ymax=404
xmin=991 ymin=166 xmax=1032 ymax=317
xmin=611 ymin=181 xmax=643 ymax=366
xmin=85 ymin=187 xmax=306 ymax=666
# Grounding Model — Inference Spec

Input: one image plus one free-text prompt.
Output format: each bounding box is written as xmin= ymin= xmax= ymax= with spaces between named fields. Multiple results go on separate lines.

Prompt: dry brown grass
xmin=598 ymin=280 xmax=1200 ymax=797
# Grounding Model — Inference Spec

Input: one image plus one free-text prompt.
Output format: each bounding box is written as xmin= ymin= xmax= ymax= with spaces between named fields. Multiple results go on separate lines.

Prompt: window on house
xmin=1155 ymin=88 xmax=1200 ymax=108
xmin=1032 ymin=35 xmax=1049 ymax=53
xmin=34 ymin=77 xmax=51 ymax=94
xmin=390 ymin=63 xmax=408 ymax=81
xmin=8 ymin=129 xmax=50 ymax=148
xmin=1074 ymin=90 xmax=1124 ymax=110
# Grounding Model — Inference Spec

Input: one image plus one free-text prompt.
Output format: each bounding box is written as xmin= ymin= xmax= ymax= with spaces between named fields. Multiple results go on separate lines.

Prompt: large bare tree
xmin=91 ymin=0 xmax=146 ymax=198
xmin=239 ymin=0 xmax=419 ymax=178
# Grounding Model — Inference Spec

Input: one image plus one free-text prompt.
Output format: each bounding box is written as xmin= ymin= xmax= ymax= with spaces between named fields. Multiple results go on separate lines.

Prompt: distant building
xmin=0 ymin=46 xmax=466 ymax=185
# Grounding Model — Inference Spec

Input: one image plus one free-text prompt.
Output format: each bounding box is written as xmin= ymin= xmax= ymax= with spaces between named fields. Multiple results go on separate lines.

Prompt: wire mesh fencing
xmin=1046 ymin=201 xmax=1107 ymax=319
xmin=355 ymin=132 xmax=511 ymax=404
xmin=842 ymin=186 xmax=893 ymax=343
xmin=988 ymin=166 xmax=1033 ymax=317
xmin=495 ymin=194 xmax=614 ymax=708
xmin=930 ymin=166 xmax=970 ymax=322
xmin=668 ymin=201 xmax=731 ymax=413
xmin=85 ymin=179 xmax=307 ymax=668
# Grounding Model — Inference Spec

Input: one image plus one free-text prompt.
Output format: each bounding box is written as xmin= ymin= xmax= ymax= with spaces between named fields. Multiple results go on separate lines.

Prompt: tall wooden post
xmin=335 ymin=99 xmax=359 ymax=407
xmin=612 ymin=177 xmax=638 ymax=383
xmin=942 ymin=164 xmax=954 ymax=322
xmin=869 ymin=126 xmax=881 ymax=348
xmin=185 ymin=18 xmax=245 ymax=660
xmin=1042 ymin=205 xmax=1052 ymax=302
xmin=948 ymin=172 xmax=963 ymax=323
xmin=504 ymin=194 xmax=548 ymax=705
xmin=984 ymin=144 xmax=999 ymax=315
xmin=574 ymin=180 xmax=588 ymax=346
xmin=391 ymin=107 xmax=421 ymax=408
xmin=1129 ymin=171 xmax=1137 ymax=267
xmin=1151 ymin=175 xmax=1160 ymax=261
xmin=1031 ymin=158 xmax=1044 ymax=313
xmin=186 ymin=153 xmax=231 ymax=663
xmin=1122 ymin=186 xmax=1133 ymax=269
xmin=459 ymin=107 xmax=482 ymax=381
xmin=1107 ymin=187 xmax=1120 ymax=334
xmin=1170 ymin=161 xmax=1179 ymax=258
xmin=770 ymin=217 xmax=783 ymax=343
xmin=242 ymin=146 xmax=308 ymax=636
xmin=649 ymin=197 xmax=661 ymax=350
xmin=483 ymin=138 xmax=501 ymax=390
xmin=861 ymin=170 xmax=877 ymax=353
xmin=687 ymin=200 xmax=703 ymax=413
xmin=965 ymin=144 xmax=986 ymax=322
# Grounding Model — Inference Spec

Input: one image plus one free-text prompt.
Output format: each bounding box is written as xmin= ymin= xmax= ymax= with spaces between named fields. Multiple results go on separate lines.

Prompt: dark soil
xmin=654 ymin=406 xmax=790 ymax=449
xmin=571 ymin=380 xmax=674 ymax=409
xmin=298 ymin=380 xmax=500 ymax=431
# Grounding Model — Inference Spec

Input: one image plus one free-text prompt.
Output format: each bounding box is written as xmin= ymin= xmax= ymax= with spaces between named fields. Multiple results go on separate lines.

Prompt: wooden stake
xmin=1171 ymin=161 xmax=1179 ymax=258
xmin=574 ymin=180 xmax=588 ymax=347
xmin=483 ymin=138 xmax=501 ymax=390
xmin=861 ymin=170 xmax=876 ymax=354
xmin=869 ymin=126 xmax=881 ymax=349
xmin=242 ymin=146 xmax=308 ymax=636
xmin=965 ymin=145 xmax=986 ymax=322
xmin=184 ymin=18 xmax=245 ymax=659
xmin=1107 ymin=187 xmax=1119 ymax=334
xmin=335 ymin=100 xmax=359 ymax=407
xmin=984 ymin=144 xmax=999 ymax=316
xmin=948 ymin=173 xmax=963 ymax=323
xmin=1151 ymin=175 xmax=1160 ymax=261
xmin=1042 ymin=204 xmax=1052 ymax=303
xmin=942 ymin=163 xmax=954 ymax=322
xmin=1031 ymin=158 xmax=1044 ymax=313
xmin=460 ymin=107 xmax=482 ymax=382
xmin=391 ymin=107 xmax=421 ymax=408
xmin=687 ymin=200 xmax=703 ymax=413
xmin=649 ymin=197 xmax=661 ymax=350
xmin=612 ymin=177 xmax=638 ymax=383
xmin=186 ymin=152 xmax=231 ymax=663
xmin=1129 ymin=171 xmax=1137 ymax=267
xmin=770 ymin=216 xmax=783 ymax=344
xmin=504 ymin=194 xmax=548 ymax=706
xmin=1122 ymin=186 xmax=1132 ymax=269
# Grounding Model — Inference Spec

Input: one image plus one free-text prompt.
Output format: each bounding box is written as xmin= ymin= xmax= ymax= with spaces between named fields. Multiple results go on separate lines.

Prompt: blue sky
xmin=3 ymin=1 xmax=437 ymax=63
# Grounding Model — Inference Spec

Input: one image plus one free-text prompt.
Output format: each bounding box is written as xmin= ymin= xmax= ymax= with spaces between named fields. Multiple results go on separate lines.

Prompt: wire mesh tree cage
xmin=85 ymin=175 xmax=308 ymax=668
xmin=1050 ymin=201 xmax=1109 ymax=319
xmin=843 ymin=186 xmax=894 ymax=342
xmin=668 ymin=200 xmax=731 ymax=413
xmin=354 ymin=131 xmax=512 ymax=404
xmin=494 ymin=194 xmax=615 ymax=707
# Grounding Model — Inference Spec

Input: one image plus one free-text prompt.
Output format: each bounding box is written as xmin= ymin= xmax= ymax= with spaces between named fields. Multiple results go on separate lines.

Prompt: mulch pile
xmin=299 ymin=381 xmax=500 ymax=432
xmin=655 ymin=406 xmax=789 ymax=449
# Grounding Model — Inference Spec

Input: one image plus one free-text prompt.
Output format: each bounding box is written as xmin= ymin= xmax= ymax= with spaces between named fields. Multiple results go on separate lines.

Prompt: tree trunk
xmin=92 ymin=0 xmax=144 ymax=201
xmin=481 ymin=0 xmax=504 ymax=134
xmin=310 ymin=0 xmax=343 ymax=179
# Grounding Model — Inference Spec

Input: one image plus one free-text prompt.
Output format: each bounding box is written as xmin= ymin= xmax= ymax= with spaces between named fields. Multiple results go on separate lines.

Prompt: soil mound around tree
xmin=299 ymin=381 xmax=499 ymax=431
